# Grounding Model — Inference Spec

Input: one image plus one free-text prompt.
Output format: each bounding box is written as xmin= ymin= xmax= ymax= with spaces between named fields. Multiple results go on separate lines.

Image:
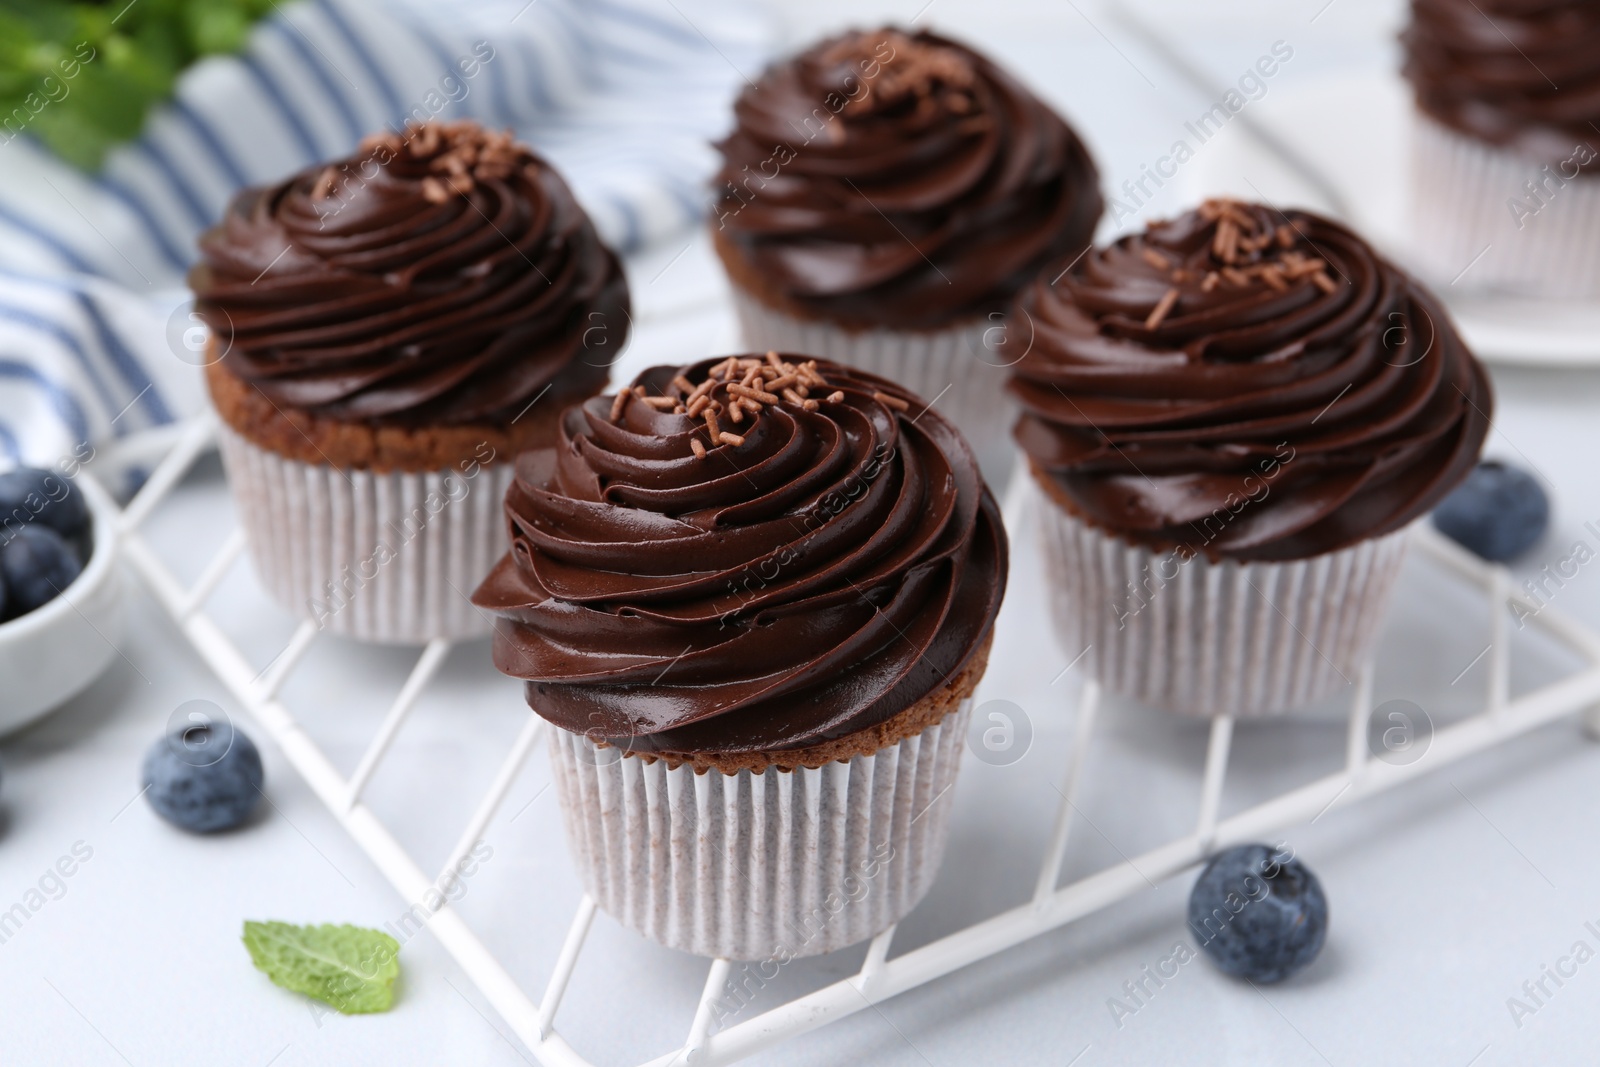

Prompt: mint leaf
xmin=242 ymin=921 xmax=400 ymax=1014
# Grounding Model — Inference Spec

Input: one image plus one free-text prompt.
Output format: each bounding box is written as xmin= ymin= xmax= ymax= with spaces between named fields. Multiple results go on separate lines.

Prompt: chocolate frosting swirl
xmin=190 ymin=121 xmax=628 ymax=425
xmin=472 ymin=354 xmax=1007 ymax=757
xmin=713 ymin=27 xmax=1103 ymax=330
xmin=1011 ymin=200 xmax=1493 ymax=562
xmin=1403 ymin=0 xmax=1600 ymax=163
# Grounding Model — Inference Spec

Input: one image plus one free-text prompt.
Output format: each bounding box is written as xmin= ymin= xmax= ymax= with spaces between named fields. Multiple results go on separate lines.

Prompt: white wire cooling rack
xmin=106 ymin=412 xmax=1600 ymax=1067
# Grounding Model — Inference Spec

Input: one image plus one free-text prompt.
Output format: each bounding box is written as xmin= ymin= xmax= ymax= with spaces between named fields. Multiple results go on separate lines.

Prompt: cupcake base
xmin=1036 ymin=478 xmax=1410 ymax=718
xmin=546 ymin=644 xmax=989 ymax=960
xmin=1410 ymin=113 xmax=1600 ymax=299
xmin=216 ymin=423 xmax=515 ymax=644
xmin=727 ymin=289 xmax=1017 ymax=492
xmin=204 ymin=356 xmax=579 ymax=644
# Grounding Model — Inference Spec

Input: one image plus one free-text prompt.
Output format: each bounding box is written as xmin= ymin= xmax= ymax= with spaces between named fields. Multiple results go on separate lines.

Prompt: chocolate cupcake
xmin=712 ymin=27 xmax=1102 ymax=487
xmin=191 ymin=120 xmax=628 ymax=644
xmin=1403 ymin=0 xmax=1600 ymax=297
xmin=1012 ymin=200 xmax=1491 ymax=717
xmin=474 ymin=353 xmax=1005 ymax=958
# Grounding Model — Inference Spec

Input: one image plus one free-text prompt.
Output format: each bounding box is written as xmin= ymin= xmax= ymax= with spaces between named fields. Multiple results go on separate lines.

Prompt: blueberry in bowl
xmin=1 ymin=525 xmax=84 ymax=618
xmin=0 ymin=464 xmax=93 ymax=621
xmin=0 ymin=465 xmax=123 ymax=734
xmin=0 ymin=465 xmax=91 ymax=542
xmin=1188 ymin=843 xmax=1328 ymax=984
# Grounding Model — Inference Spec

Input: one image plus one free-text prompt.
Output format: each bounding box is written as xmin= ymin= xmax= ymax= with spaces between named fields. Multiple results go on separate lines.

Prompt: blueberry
xmin=68 ymin=530 xmax=94 ymax=569
xmin=0 ymin=525 xmax=83 ymax=619
xmin=1188 ymin=844 xmax=1328 ymax=984
xmin=1433 ymin=461 xmax=1548 ymax=562
xmin=142 ymin=721 xmax=264 ymax=833
xmin=0 ymin=466 xmax=89 ymax=539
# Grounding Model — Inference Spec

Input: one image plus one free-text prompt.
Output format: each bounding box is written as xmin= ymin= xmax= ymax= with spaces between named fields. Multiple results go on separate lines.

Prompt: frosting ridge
xmin=713 ymin=27 xmax=1102 ymax=329
xmin=1010 ymin=199 xmax=1493 ymax=561
xmin=473 ymin=353 xmax=1007 ymax=756
xmin=1403 ymin=0 xmax=1600 ymax=163
xmin=190 ymin=120 xmax=628 ymax=426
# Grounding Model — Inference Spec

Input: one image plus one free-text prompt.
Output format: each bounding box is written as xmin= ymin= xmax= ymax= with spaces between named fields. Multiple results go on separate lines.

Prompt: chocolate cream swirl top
xmin=190 ymin=121 xmax=628 ymax=426
xmin=1011 ymin=200 xmax=1493 ymax=563
xmin=713 ymin=27 xmax=1102 ymax=330
xmin=472 ymin=353 xmax=1007 ymax=757
xmin=1403 ymin=0 xmax=1600 ymax=163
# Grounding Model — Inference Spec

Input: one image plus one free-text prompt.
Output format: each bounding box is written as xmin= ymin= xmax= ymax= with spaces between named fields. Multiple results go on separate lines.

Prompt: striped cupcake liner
xmin=547 ymin=698 xmax=973 ymax=961
xmin=729 ymin=289 xmax=1018 ymax=492
xmin=216 ymin=424 xmax=514 ymax=644
xmin=1037 ymin=492 xmax=1411 ymax=718
xmin=1410 ymin=113 xmax=1600 ymax=299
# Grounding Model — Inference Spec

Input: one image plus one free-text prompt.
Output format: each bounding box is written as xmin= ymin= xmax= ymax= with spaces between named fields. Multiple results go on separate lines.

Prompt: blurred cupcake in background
xmin=1012 ymin=199 xmax=1491 ymax=717
xmin=712 ymin=27 xmax=1102 ymax=488
xmin=192 ymin=120 xmax=628 ymax=644
xmin=474 ymin=353 xmax=1005 ymax=960
xmin=1402 ymin=0 xmax=1600 ymax=298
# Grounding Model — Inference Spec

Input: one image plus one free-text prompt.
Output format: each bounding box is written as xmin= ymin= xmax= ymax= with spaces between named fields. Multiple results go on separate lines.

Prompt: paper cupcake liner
xmin=216 ymin=424 xmax=514 ymax=644
xmin=547 ymin=698 xmax=973 ymax=960
xmin=1410 ymin=113 xmax=1600 ymax=299
xmin=1037 ymin=493 xmax=1410 ymax=718
xmin=729 ymin=289 xmax=1018 ymax=490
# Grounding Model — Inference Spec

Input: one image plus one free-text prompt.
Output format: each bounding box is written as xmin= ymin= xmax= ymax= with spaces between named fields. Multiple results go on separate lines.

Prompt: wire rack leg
xmin=1193 ymin=714 xmax=1234 ymax=852
xmin=256 ymin=619 xmax=320 ymax=700
xmin=854 ymin=924 xmax=896 ymax=996
xmin=538 ymin=896 xmax=598 ymax=1040
xmin=436 ymin=712 xmax=545 ymax=895
xmin=679 ymin=959 xmax=733 ymax=1065
xmin=1488 ymin=565 xmax=1511 ymax=715
xmin=1345 ymin=663 xmax=1374 ymax=776
xmin=345 ymin=639 xmax=453 ymax=810
xmin=117 ymin=415 xmax=215 ymax=530
xmin=178 ymin=529 xmax=246 ymax=619
xmin=1033 ymin=678 xmax=1101 ymax=905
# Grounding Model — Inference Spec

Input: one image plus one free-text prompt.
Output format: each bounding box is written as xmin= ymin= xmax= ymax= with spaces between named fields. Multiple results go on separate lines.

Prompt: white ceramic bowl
xmin=0 ymin=472 xmax=123 ymax=734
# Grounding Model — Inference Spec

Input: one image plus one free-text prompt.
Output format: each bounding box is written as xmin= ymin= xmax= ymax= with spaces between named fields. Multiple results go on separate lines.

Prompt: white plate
xmin=1192 ymin=72 xmax=1600 ymax=366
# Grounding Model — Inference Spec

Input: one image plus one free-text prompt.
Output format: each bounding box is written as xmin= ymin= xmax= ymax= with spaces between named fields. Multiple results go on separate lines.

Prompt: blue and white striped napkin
xmin=0 ymin=0 xmax=769 ymax=475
